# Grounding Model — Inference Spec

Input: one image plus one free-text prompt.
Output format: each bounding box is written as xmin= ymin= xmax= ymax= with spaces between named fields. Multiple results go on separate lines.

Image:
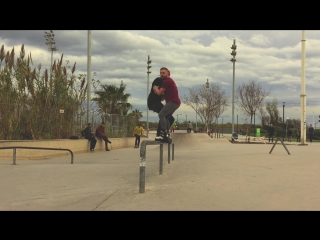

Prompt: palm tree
xmin=128 ymin=109 xmax=143 ymax=123
xmin=92 ymin=82 xmax=132 ymax=116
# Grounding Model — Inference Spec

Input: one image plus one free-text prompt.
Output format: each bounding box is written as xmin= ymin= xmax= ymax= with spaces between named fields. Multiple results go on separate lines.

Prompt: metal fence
xmin=75 ymin=113 xmax=137 ymax=138
xmin=0 ymin=103 xmax=138 ymax=140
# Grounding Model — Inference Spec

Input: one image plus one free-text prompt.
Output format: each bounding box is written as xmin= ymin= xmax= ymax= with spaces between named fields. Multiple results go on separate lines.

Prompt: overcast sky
xmin=1 ymin=30 xmax=320 ymax=126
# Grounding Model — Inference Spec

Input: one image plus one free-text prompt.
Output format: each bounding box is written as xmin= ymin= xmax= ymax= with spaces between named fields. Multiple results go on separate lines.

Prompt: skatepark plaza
xmin=1 ymin=130 xmax=319 ymax=211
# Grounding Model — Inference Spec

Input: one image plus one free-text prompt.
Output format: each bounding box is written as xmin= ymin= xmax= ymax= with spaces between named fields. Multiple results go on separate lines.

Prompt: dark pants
xmin=86 ymin=135 xmax=97 ymax=150
xmin=97 ymin=135 xmax=111 ymax=150
xmin=158 ymin=102 xmax=180 ymax=131
xmin=135 ymin=134 xmax=141 ymax=146
xmin=151 ymin=101 xmax=176 ymax=135
xmin=269 ymin=135 xmax=274 ymax=142
xmin=297 ymin=136 xmax=300 ymax=142
xmin=310 ymin=134 xmax=313 ymax=142
xmin=152 ymin=102 xmax=175 ymax=136
xmin=157 ymin=116 xmax=175 ymax=136
xmin=187 ymin=128 xmax=192 ymax=133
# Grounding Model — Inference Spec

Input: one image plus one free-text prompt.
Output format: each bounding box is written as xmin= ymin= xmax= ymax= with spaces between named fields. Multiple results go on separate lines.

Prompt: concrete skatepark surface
xmin=0 ymin=130 xmax=319 ymax=211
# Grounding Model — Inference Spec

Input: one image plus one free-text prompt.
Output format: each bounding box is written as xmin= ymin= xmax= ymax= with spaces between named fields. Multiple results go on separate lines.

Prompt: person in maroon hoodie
xmin=147 ymin=69 xmax=175 ymax=141
xmin=153 ymin=67 xmax=181 ymax=142
xmin=95 ymin=122 xmax=112 ymax=151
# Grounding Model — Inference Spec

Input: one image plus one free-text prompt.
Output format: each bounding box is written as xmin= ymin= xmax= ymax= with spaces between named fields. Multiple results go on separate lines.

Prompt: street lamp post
xmin=176 ymin=114 xmax=182 ymax=125
xmin=206 ymin=79 xmax=209 ymax=134
xmin=222 ymin=117 xmax=224 ymax=136
xmin=253 ymin=110 xmax=256 ymax=137
xmin=195 ymin=95 xmax=198 ymax=132
xmin=185 ymin=115 xmax=187 ymax=123
xmin=87 ymin=30 xmax=91 ymax=126
xmin=146 ymin=55 xmax=152 ymax=138
xmin=237 ymin=115 xmax=238 ymax=133
xmin=286 ymin=117 xmax=289 ymax=139
xmin=313 ymin=111 xmax=314 ymax=127
xmin=300 ymin=30 xmax=307 ymax=145
xmin=283 ymin=102 xmax=285 ymax=141
xmin=230 ymin=39 xmax=237 ymax=134
xmin=44 ymin=30 xmax=58 ymax=76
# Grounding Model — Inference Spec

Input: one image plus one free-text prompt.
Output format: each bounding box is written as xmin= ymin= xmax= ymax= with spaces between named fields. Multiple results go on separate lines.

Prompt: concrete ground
xmin=0 ymin=130 xmax=319 ymax=211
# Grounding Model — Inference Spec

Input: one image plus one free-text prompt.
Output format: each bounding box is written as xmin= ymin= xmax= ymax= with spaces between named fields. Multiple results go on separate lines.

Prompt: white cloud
xmin=1 ymin=30 xmax=320 ymax=125
xmin=249 ymin=34 xmax=271 ymax=46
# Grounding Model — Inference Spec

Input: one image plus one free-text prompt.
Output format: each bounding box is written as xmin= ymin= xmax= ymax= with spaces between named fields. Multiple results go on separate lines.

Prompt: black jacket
xmin=147 ymin=77 xmax=164 ymax=112
xmin=268 ymin=126 xmax=275 ymax=135
xmin=81 ymin=127 xmax=93 ymax=139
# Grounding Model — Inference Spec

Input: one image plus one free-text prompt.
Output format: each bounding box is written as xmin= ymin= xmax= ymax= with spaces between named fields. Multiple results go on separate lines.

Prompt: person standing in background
xmin=133 ymin=123 xmax=144 ymax=148
xmin=309 ymin=124 xmax=314 ymax=143
xmin=187 ymin=121 xmax=193 ymax=133
xmin=287 ymin=128 xmax=292 ymax=142
xmin=268 ymin=124 xmax=275 ymax=143
xmin=296 ymin=127 xmax=301 ymax=142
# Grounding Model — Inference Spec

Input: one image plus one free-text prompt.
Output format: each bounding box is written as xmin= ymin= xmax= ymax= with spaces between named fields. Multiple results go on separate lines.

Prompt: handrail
xmin=139 ymin=140 xmax=174 ymax=193
xmin=0 ymin=146 xmax=74 ymax=165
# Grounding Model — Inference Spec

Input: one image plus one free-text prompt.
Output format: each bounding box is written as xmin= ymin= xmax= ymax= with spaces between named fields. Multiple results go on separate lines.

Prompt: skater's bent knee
xmin=159 ymin=112 xmax=167 ymax=118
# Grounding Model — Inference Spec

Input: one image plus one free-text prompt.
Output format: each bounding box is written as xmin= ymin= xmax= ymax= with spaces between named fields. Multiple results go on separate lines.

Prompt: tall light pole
xmin=206 ymin=78 xmax=209 ymax=134
xmin=176 ymin=114 xmax=182 ymax=124
xmin=286 ymin=117 xmax=289 ymax=139
xmin=230 ymin=39 xmax=237 ymax=133
xmin=237 ymin=114 xmax=238 ymax=133
xmin=313 ymin=111 xmax=314 ymax=128
xmin=87 ymin=30 xmax=92 ymax=125
xmin=185 ymin=115 xmax=187 ymax=123
xmin=44 ymin=30 xmax=58 ymax=76
xmin=146 ymin=55 xmax=152 ymax=138
xmin=300 ymin=30 xmax=307 ymax=145
xmin=282 ymin=102 xmax=285 ymax=141
xmin=222 ymin=117 xmax=224 ymax=136
xmin=195 ymin=95 xmax=198 ymax=132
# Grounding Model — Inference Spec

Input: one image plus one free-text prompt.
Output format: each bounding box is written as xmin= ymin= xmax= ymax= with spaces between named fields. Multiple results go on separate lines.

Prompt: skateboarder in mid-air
xmin=153 ymin=67 xmax=181 ymax=143
xmin=148 ymin=70 xmax=175 ymax=142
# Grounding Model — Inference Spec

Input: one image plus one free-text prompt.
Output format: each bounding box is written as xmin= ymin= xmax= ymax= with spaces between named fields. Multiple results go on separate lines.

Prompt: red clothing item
xmin=161 ymin=77 xmax=181 ymax=105
xmin=96 ymin=125 xmax=106 ymax=137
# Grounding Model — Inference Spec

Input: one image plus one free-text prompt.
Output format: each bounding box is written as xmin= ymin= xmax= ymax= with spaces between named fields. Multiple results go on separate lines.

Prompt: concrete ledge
xmin=0 ymin=137 xmax=136 ymax=160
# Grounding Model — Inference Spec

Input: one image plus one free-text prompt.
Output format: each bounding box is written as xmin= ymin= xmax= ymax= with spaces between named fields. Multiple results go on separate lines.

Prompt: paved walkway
xmin=0 ymin=131 xmax=319 ymax=210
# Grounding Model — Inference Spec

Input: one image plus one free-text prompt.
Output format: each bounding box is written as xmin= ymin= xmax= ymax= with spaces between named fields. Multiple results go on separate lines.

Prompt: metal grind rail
xmin=139 ymin=140 xmax=174 ymax=193
xmin=269 ymin=137 xmax=290 ymax=155
xmin=0 ymin=146 xmax=74 ymax=165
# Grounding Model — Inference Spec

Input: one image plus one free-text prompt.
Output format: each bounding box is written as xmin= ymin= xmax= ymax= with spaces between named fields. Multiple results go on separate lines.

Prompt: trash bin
xmin=256 ymin=128 xmax=260 ymax=137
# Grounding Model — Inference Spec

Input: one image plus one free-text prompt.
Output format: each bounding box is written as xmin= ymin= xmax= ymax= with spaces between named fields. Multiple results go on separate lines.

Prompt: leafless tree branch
xmin=236 ymin=79 xmax=271 ymax=125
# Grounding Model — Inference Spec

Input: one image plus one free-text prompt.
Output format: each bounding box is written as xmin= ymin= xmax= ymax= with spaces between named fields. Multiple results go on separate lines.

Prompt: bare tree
xmin=181 ymin=83 xmax=230 ymax=130
xmin=257 ymin=106 xmax=269 ymax=126
xmin=265 ymin=98 xmax=280 ymax=125
xmin=212 ymin=90 xmax=228 ymax=125
xmin=236 ymin=79 xmax=271 ymax=125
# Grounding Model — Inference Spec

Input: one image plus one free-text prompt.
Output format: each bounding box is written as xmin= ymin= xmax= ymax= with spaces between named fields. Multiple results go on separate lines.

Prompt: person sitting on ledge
xmin=95 ymin=122 xmax=112 ymax=151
